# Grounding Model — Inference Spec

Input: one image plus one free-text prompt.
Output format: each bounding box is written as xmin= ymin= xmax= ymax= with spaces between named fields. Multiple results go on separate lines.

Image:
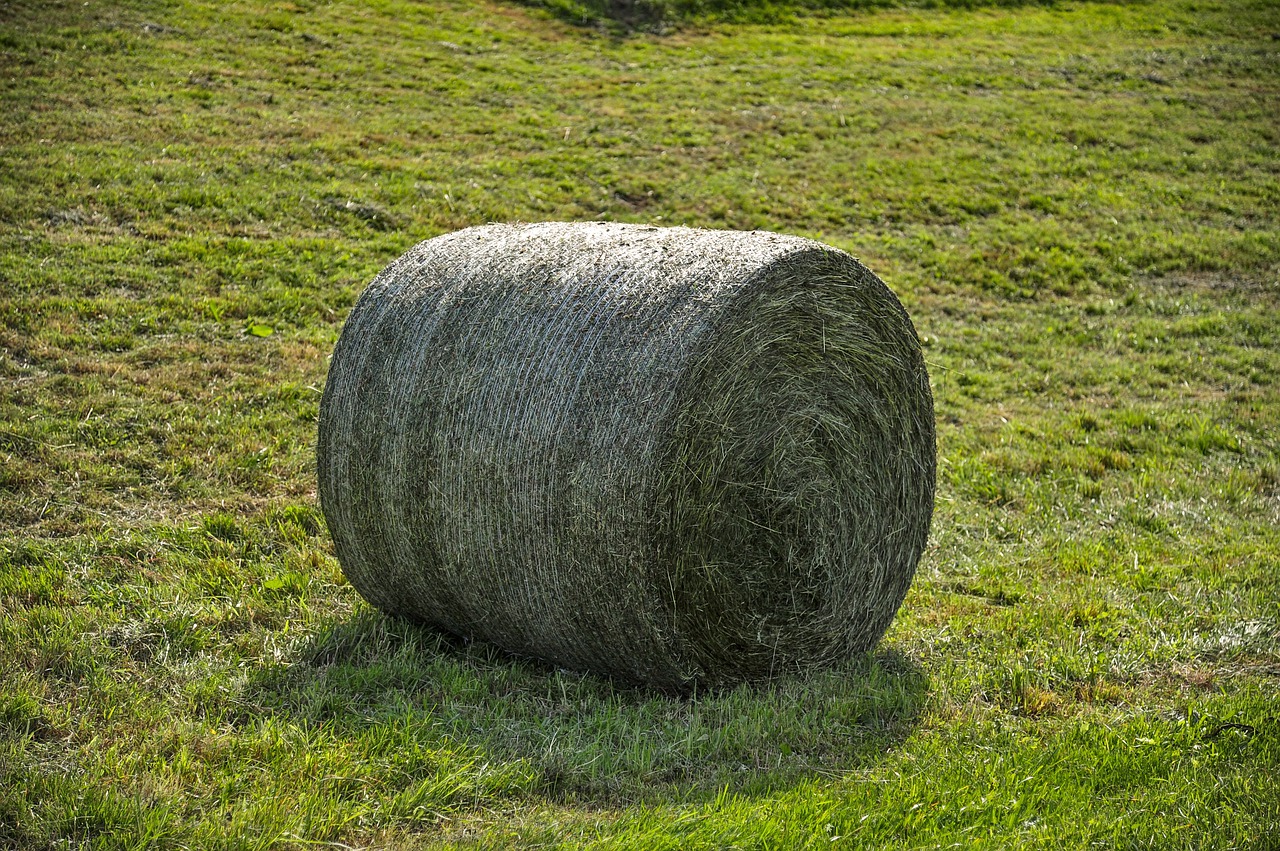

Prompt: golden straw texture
xmin=318 ymin=222 xmax=934 ymax=690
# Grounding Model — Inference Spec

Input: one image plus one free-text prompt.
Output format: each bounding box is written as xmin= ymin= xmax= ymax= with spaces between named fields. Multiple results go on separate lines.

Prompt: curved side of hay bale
xmin=318 ymin=222 xmax=934 ymax=690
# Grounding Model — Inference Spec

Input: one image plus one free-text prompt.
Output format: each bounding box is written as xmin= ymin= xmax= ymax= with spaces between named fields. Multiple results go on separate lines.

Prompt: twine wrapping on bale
xmin=318 ymin=222 xmax=935 ymax=691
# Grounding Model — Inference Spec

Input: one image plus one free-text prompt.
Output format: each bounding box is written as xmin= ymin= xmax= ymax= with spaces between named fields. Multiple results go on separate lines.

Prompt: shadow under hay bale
xmin=318 ymin=222 xmax=935 ymax=691
xmin=243 ymin=608 xmax=931 ymax=805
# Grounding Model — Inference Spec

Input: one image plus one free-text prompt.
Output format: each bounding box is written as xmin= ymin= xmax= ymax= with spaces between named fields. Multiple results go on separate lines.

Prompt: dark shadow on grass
xmin=241 ymin=606 xmax=928 ymax=805
xmin=510 ymin=0 xmax=1067 ymax=35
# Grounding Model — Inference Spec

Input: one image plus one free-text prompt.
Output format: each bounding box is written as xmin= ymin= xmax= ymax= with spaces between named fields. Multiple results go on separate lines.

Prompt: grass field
xmin=2 ymin=0 xmax=1278 ymax=847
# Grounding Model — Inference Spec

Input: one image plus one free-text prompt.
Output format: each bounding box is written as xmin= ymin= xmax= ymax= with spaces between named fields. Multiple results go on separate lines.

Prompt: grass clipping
xmin=318 ymin=222 xmax=935 ymax=690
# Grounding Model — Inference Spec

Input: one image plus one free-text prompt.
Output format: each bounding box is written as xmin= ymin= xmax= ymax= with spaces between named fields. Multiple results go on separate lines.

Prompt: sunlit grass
xmin=1 ymin=0 xmax=1277 ymax=846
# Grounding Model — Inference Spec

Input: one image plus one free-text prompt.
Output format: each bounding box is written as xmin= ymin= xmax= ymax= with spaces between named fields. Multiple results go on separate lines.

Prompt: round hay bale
xmin=318 ymin=222 xmax=935 ymax=690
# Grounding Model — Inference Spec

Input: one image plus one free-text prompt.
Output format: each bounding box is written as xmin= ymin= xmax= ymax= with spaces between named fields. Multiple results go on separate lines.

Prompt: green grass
xmin=1 ymin=0 xmax=1278 ymax=846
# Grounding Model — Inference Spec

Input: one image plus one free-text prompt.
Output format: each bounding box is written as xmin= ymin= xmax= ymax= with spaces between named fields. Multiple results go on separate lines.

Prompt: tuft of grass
xmin=1 ymin=0 xmax=1277 ymax=846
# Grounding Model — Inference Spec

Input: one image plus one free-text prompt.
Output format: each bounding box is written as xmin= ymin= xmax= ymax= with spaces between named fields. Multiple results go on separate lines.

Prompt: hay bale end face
xmin=318 ymin=222 xmax=935 ymax=690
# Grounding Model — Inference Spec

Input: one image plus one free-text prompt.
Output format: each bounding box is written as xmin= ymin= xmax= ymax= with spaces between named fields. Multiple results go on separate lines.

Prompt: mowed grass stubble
xmin=0 ymin=0 xmax=1276 ymax=847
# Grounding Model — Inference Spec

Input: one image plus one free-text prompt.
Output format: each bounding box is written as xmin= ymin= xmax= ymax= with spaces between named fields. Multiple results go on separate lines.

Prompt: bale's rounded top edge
xmin=411 ymin=221 xmax=853 ymax=263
